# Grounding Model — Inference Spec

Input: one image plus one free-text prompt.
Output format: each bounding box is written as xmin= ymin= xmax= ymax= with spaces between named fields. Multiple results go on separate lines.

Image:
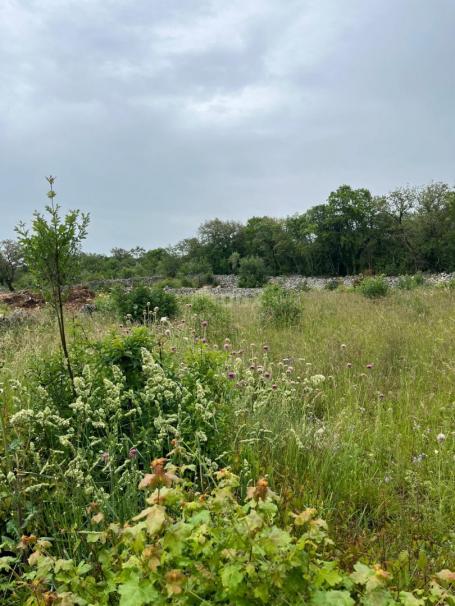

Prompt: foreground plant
xmin=4 ymin=468 xmax=453 ymax=605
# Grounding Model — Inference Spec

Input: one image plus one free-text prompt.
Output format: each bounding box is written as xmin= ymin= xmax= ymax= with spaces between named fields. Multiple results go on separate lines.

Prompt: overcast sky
xmin=1 ymin=0 xmax=454 ymax=253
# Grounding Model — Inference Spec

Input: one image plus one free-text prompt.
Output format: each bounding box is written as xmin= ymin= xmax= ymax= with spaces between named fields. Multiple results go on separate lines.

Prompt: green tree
xmin=198 ymin=219 xmax=243 ymax=273
xmin=415 ymin=182 xmax=455 ymax=271
xmin=0 ymin=239 xmax=23 ymax=291
xmin=238 ymin=255 xmax=267 ymax=287
xmin=243 ymin=217 xmax=293 ymax=274
xmin=16 ymin=176 xmax=89 ymax=388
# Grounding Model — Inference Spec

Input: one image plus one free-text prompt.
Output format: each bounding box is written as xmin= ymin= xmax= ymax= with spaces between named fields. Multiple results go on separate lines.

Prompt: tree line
xmin=2 ymin=182 xmax=455 ymax=290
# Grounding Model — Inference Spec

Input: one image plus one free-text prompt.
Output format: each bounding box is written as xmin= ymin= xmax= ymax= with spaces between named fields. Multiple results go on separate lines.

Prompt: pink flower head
xmin=224 ymin=343 xmax=231 ymax=351
xmin=128 ymin=447 xmax=138 ymax=459
xmin=201 ymin=320 xmax=208 ymax=327
xmin=346 ymin=362 xmax=352 ymax=368
xmin=263 ymin=345 xmax=269 ymax=352
xmin=271 ymin=383 xmax=278 ymax=390
xmin=227 ymin=371 xmax=236 ymax=380
xmin=101 ymin=451 xmax=109 ymax=463
xmin=366 ymin=363 xmax=374 ymax=369
xmin=264 ymin=371 xmax=271 ymax=379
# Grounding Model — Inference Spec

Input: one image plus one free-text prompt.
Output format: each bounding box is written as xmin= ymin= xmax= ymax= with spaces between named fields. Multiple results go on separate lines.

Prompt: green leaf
xmin=363 ymin=588 xmax=398 ymax=606
xmin=314 ymin=561 xmax=343 ymax=588
xmin=351 ymin=562 xmax=374 ymax=586
xmin=398 ymin=592 xmax=425 ymax=606
xmin=312 ymin=590 xmax=355 ymax=605
xmin=54 ymin=558 xmax=74 ymax=573
xmin=118 ymin=573 xmax=158 ymax=606
xmin=0 ymin=556 xmax=17 ymax=571
xmin=221 ymin=564 xmax=244 ymax=592
xmin=85 ymin=531 xmax=107 ymax=544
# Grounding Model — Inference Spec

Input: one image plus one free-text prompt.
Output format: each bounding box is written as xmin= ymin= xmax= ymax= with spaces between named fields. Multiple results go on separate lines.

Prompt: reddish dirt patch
xmin=66 ymin=286 xmax=95 ymax=310
xmin=0 ymin=286 xmax=94 ymax=310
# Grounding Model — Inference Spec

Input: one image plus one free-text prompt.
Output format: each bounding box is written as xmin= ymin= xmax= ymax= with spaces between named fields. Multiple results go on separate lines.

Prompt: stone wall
xmin=82 ymin=272 xmax=455 ymax=297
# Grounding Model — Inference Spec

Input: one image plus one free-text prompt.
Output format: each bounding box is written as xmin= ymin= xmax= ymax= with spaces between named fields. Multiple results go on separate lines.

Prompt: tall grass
xmin=1 ymin=287 xmax=454 ymax=576
xmin=222 ymin=289 xmax=455 ymax=569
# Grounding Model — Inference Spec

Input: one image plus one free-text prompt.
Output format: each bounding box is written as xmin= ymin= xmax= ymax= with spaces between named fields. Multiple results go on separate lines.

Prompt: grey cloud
xmin=1 ymin=0 xmax=454 ymax=252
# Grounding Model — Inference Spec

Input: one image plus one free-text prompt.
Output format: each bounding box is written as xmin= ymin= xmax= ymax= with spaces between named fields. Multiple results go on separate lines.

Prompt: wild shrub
xmin=177 ymin=258 xmax=214 ymax=287
xmin=112 ymin=285 xmax=178 ymax=322
xmin=97 ymin=326 xmax=155 ymax=387
xmin=0 ymin=334 xmax=233 ymax=545
xmin=93 ymin=291 xmax=117 ymax=314
xmin=324 ymin=277 xmax=341 ymax=290
xmin=259 ymin=283 xmax=302 ymax=327
xmin=10 ymin=469 xmax=453 ymax=605
xmin=398 ymin=273 xmax=426 ymax=290
xmin=238 ymin=255 xmax=267 ymax=288
xmin=358 ymin=275 xmax=389 ymax=298
xmin=185 ymin=294 xmax=231 ymax=339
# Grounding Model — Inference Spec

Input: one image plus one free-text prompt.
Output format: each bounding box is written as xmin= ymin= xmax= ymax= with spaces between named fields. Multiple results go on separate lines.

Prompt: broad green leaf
xmin=312 ymin=589 xmax=355 ymax=605
xmin=118 ymin=573 xmax=158 ymax=606
xmin=398 ymin=591 xmax=425 ymax=606
xmin=221 ymin=564 xmax=244 ymax=591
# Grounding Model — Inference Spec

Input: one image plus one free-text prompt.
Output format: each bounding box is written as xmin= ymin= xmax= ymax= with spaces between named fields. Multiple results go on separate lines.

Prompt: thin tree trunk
xmin=56 ymin=284 xmax=75 ymax=394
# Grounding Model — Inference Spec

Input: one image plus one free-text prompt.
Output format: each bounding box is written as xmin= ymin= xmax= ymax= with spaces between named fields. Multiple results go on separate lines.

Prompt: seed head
xmin=128 ymin=447 xmax=138 ymax=459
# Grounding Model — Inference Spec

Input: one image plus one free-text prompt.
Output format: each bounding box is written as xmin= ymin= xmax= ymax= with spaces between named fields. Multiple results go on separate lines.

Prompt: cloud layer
xmin=1 ymin=0 xmax=454 ymax=252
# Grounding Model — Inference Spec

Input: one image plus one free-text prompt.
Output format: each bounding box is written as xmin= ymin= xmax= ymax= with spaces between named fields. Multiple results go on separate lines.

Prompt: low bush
xmin=184 ymin=294 xmax=231 ymax=340
xmin=94 ymin=291 xmax=117 ymax=314
xmin=112 ymin=285 xmax=178 ymax=322
xmin=177 ymin=258 xmax=215 ymax=288
xmin=324 ymin=278 xmax=341 ymax=291
xmin=358 ymin=275 xmax=389 ymax=298
xmin=0 ymin=333 xmax=234 ymax=549
xmin=8 ymin=469 xmax=454 ymax=605
xmin=398 ymin=273 xmax=426 ymax=290
xmin=238 ymin=256 xmax=267 ymax=288
xmin=259 ymin=283 xmax=302 ymax=327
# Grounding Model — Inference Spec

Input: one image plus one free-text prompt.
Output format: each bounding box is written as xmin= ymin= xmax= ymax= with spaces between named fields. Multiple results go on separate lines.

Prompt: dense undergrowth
xmin=0 ymin=286 xmax=454 ymax=604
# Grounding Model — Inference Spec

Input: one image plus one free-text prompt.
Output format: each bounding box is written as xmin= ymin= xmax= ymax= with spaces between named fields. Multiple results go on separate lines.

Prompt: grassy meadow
xmin=0 ymin=284 xmax=454 ymax=604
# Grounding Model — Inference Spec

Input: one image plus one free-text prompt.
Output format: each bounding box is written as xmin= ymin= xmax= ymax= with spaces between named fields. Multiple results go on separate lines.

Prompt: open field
xmin=1 ymin=285 xmax=454 ymax=603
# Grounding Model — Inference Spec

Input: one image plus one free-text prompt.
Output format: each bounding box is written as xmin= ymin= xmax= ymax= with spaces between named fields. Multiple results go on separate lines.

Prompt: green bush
xmin=358 ymin=275 xmax=389 ymax=299
xmin=97 ymin=326 xmax=155 ymax=387
xmin=238 ymin=256 xmax=267 ymax=288
xmin=185 ymin=294 xmax=231 ymax=339
xmin=398 ymin=273 xmax=426 ymax=290
xmin=324 ymin=278 xmax=341 ymax=291
xmin=112 ymin=285 xmax=178 ymax=322
xmin=94 ymin=291 xmax=117 ymax=314
xmin=177 ymin=258 xmax=214 ymax=288
xmin=0 ymin=332 xmax=233 ymax=547
xmin=11 ymin=469 xmax=453 ymax=605
xmin=259 ymin=283 xmax=302 ymax=327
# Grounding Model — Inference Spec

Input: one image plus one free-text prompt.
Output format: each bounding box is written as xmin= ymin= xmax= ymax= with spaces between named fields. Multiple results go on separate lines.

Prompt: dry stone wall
xmin=82 ymin=272 xmax=455 ymax=298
